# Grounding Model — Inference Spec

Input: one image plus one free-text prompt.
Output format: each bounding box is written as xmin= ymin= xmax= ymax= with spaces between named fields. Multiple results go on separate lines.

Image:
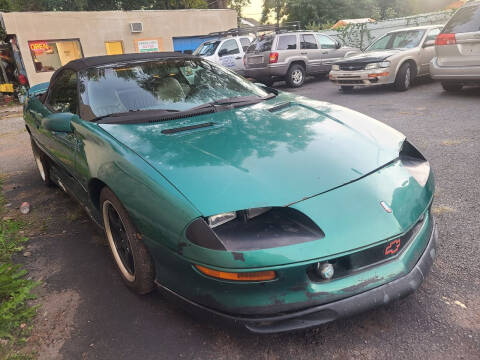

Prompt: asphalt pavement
xmin=1 ymin=78 xmax=479 ymax=359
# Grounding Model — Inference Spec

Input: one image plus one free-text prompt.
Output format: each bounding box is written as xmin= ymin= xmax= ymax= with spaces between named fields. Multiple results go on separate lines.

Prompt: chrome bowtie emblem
xmin=380 ymin=201 xmax=392 ymax=213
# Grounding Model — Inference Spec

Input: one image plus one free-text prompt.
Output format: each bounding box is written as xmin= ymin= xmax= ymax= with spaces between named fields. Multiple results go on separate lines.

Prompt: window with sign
xmin=29 ymin=39 xmax=83 ymax=73
xmin=218 ymin=39 xmax=240 ymax=56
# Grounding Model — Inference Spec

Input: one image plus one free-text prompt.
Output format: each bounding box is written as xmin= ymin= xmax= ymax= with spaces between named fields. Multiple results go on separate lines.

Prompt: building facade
xmin=0 ymin=9 xmax=237 ymax=85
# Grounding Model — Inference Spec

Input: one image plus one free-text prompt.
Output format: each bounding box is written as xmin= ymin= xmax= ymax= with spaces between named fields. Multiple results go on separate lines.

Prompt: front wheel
xmin=394 ymin=62 xmax=413 ymax=91
xmin=30 ymin=138 xmax=53 ymax=187
xmin=286 ymin=64 xmax=305 ymax=88
xmin=441 ymin=82 xmax=463 ymax=92
xmin=100 ymin=187 xmax=155 ymax=294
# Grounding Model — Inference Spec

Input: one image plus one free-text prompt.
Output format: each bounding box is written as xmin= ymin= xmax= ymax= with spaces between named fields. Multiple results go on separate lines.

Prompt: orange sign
xmin=29 ymin=41 xmax=49 ymax=52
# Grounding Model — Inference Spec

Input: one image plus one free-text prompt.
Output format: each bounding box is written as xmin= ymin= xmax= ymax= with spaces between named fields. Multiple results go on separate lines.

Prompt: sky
xmin=241 ymin=0 xmax=263 ymax=21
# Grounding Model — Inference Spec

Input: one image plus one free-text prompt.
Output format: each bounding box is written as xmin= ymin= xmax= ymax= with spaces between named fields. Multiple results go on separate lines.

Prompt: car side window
xmin=425 ymin=28 xmax=441 ymax=42
xmin=315 ymin=35 xmax=337 ymax=49
xmin=218 ymin=39 xmax=240 ymax=56
xmin=239 ymin=37 xmax=251 ymax=51
xmin=300 ymin=34 xmax=318 ymax=49
xmin=47 ymin=70 xmax=78 ymax=114
xmin=277 ymin=35 xmax=297 ymax=50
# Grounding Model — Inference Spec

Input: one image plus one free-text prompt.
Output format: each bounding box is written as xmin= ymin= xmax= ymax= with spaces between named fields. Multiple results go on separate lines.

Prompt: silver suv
xmin=244 ymin=32 xmax=358 ymax=87
xmin=430 ymin=0 xmax=480 ymax=91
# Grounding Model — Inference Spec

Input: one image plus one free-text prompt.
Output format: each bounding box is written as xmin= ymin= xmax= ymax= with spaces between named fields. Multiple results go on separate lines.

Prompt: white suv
xmin=193 ymin=36 xmax=254 ymax=76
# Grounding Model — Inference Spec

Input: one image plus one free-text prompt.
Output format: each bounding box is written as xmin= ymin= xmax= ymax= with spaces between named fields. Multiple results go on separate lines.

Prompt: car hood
xmin=100 ymin=93 xmax=405 ymax=216
xmin=334 ymin=50 xmax=400 ymax=64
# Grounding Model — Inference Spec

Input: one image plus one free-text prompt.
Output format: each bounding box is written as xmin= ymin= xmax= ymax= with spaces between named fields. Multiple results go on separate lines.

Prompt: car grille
xmin=308 ymin=211 xmax=431 ymax=282
xmin=339 ymin=64 xmax=366 ymax=71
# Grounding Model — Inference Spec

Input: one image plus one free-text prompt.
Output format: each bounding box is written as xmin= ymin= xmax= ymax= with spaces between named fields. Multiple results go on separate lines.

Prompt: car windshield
xmin=366 ymin=30 xmax=425 ymax=51
xmin=193 ymin=41 xmax=220 ymax=56
xmin=78 ymin=58 xmax=269 ymax=121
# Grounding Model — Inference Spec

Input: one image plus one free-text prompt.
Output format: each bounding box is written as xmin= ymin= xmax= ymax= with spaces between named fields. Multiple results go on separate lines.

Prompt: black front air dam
xmin=156 ymin=223 xmax=437 ymax=334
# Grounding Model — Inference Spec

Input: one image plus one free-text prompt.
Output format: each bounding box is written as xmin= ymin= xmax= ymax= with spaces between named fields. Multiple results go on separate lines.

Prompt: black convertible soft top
xmin=61 ymin=52 xmax=197 ymax=72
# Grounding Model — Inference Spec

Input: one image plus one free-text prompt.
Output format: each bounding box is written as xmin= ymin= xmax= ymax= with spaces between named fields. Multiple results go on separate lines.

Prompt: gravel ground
xmin=0 ymin=79 xmax=479 ymax=359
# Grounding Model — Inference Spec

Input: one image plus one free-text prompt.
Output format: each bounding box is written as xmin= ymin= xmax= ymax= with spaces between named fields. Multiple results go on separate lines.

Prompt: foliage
xmin=227 ymin=0 xmax=250 ymax=25
xmin=262 ymin=0 xmax=456 ymax=28
xmin=0 ymin=181 xmax=38 ymax=360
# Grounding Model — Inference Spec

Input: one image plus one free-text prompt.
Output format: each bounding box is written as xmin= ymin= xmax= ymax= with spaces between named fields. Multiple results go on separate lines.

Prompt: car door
xmin=419 ymin=28 xmax=440 ymax=75
xmin=299 ymin=33 xmax=323 ymax=74
xmin=315 ymin=34 xmax=344 ymax=70
xmin=217 ymin=38 xmax=243 ymax=71
xmin=41 ymin=69 xmax=79 ymax=179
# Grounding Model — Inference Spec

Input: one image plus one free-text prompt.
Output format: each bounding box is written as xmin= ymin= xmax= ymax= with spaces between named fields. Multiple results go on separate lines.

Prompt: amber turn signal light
xmin=195 ymin=265 xmax=276 ymax=281
xmin=368 ymin=72 xmax=389 ymax=78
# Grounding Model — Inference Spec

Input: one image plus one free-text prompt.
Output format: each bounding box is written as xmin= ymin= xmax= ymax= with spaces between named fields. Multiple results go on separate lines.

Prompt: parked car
xmin=330 ymin=25 xmax=443 ymax=91
xmin=430 ymin=0 xmax=480 ymax=91
xmin=193 ymin=35 xmax=254 ymax=76
xmin=244 ymin=32 xmax=358 ymax=87
xmin=25 ymin=52 xmax=436 ymax=333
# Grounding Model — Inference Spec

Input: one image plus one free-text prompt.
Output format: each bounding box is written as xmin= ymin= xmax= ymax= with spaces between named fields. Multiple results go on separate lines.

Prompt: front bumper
xmin=430 ymin=57 xmax=480 ymax=82
xmin=329 ymin=68 xmax=395 ymax=87
xmin=157 ymin=221 xmax=437 ymax=334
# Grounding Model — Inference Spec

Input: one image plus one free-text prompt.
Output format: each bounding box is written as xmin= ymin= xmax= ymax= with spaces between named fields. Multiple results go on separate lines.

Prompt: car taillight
xmin=269 ymin=52 xmax=279 ymax=64
xmin=436 ymin=33 xmax=456 ymax=46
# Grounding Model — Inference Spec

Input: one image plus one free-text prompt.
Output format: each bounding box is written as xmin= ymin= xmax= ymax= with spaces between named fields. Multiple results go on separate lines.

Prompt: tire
xmin=30 ymin=138 xmax=53 ymax=187
xmin=394 ymin=62 xmax=414 ymax=91
xmin=340 ymin=86 xmax=354 ymax=92
xmin=100 ymin=187 xmax=155 ymax=295
xmin=441 ymin=82 xmax=463 ymax=92
xmin=286 ymin=64 xmax=305 ymax=88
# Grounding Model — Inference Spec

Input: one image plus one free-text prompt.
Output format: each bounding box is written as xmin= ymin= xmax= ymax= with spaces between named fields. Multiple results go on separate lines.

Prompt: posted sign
xmin=137 ymin=40 xmax=160 ymax=53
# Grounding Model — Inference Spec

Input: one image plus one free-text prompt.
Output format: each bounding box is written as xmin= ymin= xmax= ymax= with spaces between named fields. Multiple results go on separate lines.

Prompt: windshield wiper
xmin=95 ymin=94 xmax=276 ymax=125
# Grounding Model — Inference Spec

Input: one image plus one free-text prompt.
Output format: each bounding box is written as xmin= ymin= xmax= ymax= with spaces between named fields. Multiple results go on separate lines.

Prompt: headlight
xmin=365 ymin=61 xmax=390 ymax=70
xmin=186 ymin=207 xmax=324 ymax=251
xmin=331 ymin=64 xmax=340 ymax=71
xmin=400 ymin=140 xmax=430 ymax=187
xmin=207 ymin=212 xmax=237 ymax=228
xmin=207 ymin=207 xmax=272 ymax=228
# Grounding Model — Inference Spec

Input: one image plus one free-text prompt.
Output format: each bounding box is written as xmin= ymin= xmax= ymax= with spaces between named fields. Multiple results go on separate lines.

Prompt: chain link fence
xmin=320 ymin=10 xmax=455 ymax=49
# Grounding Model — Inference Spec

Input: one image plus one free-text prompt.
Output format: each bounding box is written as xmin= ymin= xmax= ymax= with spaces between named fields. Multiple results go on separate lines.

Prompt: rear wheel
xmin=100 ymin=187 xmax=155 ymax=295
xmin=394 ymin=62 xmax=414 ymax=91
xmin=286 ymin=64 xmax=305 ymax=88
xmin=30 ymin=138 xmax=53 ymax=187
xmin=441 ymin=82 xmax=463 ymax=92
xmin=340 ymin=85 xmax=354 ymax=92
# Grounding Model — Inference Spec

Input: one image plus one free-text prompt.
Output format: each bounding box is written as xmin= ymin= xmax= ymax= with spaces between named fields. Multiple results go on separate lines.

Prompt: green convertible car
xmin=24 ymin=52 xmax=436 ymax=333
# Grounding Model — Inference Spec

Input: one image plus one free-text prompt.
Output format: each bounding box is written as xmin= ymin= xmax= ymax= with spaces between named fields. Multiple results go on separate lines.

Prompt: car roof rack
xmin=207 ymin=22 xmax=302 ymax=38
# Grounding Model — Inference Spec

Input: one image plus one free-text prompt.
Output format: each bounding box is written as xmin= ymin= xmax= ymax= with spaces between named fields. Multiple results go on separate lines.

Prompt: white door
xmin=217 ymin=39 xmax=243 ymax=71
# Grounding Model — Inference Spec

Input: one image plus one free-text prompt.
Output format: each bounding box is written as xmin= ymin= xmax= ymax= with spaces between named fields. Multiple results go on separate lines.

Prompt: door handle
xmin=301 ymin=52 xmax=307 ymax=55
xmin=235 ymin=57 xmax=242 ymax=59
xmin=322 ymin=51 xmax=329 ymax=54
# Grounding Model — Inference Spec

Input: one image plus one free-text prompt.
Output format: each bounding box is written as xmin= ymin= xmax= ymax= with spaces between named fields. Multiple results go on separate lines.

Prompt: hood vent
xmin=161 ymin=122 xmax=215 ymax=134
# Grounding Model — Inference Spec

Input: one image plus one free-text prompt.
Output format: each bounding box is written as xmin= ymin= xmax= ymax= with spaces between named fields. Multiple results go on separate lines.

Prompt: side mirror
xmin=335 ymin=41 xmax=342 ymax=49
xmin=42 ymin=112 xmax=76 ymax=133
xmin=423 ymin=40 xmax=435 ymax=48
xmin=218 ymin=49 xmax=228 ymax=57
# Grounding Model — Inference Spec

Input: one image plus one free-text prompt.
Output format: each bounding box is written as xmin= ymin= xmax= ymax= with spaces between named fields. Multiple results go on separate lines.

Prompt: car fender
xmin=73 ymin=120 xmax=201 ymax=254
xmin=393 ymin=55 xmax=420 ymax=78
